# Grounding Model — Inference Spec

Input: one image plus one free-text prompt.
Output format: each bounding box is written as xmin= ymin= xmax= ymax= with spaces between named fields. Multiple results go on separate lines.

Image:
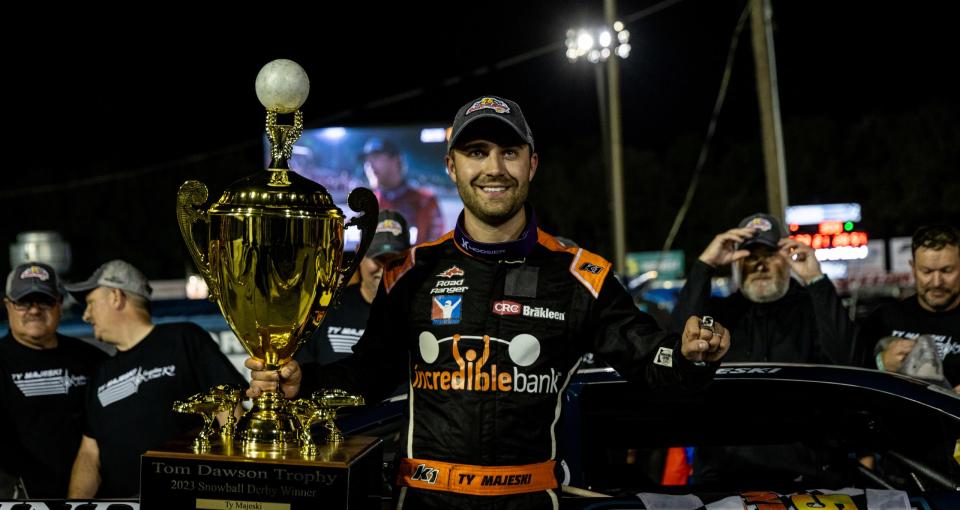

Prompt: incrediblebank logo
xmin=412 ymin=332 xmax=561 ymax=394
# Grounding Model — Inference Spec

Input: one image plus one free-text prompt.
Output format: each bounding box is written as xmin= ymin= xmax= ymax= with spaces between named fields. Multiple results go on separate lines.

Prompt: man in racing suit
xmin=248 ymin=95 xmax=730 ymax=509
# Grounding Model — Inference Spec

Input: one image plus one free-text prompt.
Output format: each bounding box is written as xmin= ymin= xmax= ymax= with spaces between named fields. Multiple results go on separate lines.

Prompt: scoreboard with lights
xmin=785 ymin=204 xmax=869 ymax=261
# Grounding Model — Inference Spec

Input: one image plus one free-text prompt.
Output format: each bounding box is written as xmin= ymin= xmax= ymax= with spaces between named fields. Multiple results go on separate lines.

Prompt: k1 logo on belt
xmin=397 ymin=457 xmax=557 ymax=496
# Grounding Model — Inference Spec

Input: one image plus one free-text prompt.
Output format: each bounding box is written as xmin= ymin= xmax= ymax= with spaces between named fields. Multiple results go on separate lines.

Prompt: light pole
xmin=566 ymin=4 xmax=631 ymax=275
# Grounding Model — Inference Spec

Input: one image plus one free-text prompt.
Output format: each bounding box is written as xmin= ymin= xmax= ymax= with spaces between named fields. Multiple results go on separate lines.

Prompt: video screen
xmin=269 ymin=125 xmax=462 ymax=250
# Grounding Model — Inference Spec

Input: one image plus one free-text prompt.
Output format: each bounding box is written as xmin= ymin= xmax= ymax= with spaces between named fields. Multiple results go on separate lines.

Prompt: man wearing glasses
xmin=0 ymin=262 xmax=107 ymax=498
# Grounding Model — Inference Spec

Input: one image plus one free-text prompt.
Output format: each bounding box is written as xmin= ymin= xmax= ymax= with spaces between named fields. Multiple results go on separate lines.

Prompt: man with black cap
xmin=361 ymin=137 xmax=445 ymax=244
xmin=0 ymin=262 xmax=107 ymax=498
xmin=670 ymin=214 xmax=856 ymax=486
xmin=65 ymin=259 xmax=245 ymax=498
xmin=296 ymin=210 xmax=412 ymax=365
xmin=248 ymin=95 xmax=730 ymax=509
xmin=671 ymin=213 xmax=855 ymax=364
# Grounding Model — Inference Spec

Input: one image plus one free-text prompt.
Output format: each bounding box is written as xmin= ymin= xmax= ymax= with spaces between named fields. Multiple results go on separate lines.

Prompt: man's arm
xmin=587 ymin=270 xmax=729 ymax=391
xmin=670 ymin=228 xmax=754 ymax=332
xmin=670 ymin=260 xmax=716 ymax=333
xmin=67 ymin=435 xmax=101 ymax=498
xmin=780 ymin=238 xmax=858 ymax=365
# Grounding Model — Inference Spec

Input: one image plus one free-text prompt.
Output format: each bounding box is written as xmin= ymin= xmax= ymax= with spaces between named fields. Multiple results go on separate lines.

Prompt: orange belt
xmin=397 ymin=457 xmax=557 ymax=496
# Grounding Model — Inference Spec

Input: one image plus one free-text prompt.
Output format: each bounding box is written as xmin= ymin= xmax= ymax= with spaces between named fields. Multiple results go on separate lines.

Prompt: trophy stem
xmin=265 ymin=110 xmax=303 ymax=170
xmin=236 ymin=391 xmax=302 ymax=452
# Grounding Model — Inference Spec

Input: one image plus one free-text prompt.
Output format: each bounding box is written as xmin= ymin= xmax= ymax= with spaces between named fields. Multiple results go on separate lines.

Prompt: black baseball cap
xmin=5 ymin=262 xmax=61 ymax=301
xmin=737 ymin=213 xmax=786 ymax=249
xmin=447 ymin=95 xmax=535 ymax=153
xmin=367 ymin=210 xmax=411 ymax=259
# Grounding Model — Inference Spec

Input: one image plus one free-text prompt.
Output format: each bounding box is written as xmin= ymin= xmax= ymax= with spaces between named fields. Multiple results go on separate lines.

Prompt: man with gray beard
xmin=671 ymin=213 xmax=856 ymax=365
xmin=671 ymin=213 xmax=858 ymax=487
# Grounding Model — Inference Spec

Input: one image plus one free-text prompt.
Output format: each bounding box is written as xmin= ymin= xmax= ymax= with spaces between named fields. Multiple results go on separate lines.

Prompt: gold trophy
xmin=174 ymin=58 xmax=377 ymax=454
xmin=142 ymin=60 xmax=383 ymax=510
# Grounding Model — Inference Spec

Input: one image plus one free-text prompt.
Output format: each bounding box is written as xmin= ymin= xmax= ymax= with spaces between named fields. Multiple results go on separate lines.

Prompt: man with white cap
xmin=65 ymin=259 xmax=245 ymax=498
xmin=1 ymin=262 xmax=107 ymax=498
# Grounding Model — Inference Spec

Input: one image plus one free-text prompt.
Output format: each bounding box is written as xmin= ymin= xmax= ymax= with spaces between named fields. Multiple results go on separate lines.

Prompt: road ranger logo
xmin=431 ymin=278 xmax=467 ymax=295
xmin=410 ymin=464 xmax=439 ymax=484
xmin=437 ymin=266 xmax=465 ymax=278
xmin=413 ymin=332 xmax=561 ymax=394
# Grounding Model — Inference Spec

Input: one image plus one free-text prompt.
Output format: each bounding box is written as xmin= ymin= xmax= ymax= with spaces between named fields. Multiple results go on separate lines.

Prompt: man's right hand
xmin=245 ymin=358 xmax=302 ymax=399
xmin=880 ymin=339 xmax=916 ymax=373
xmin=698 ymin=227 xmax=757 ymax=268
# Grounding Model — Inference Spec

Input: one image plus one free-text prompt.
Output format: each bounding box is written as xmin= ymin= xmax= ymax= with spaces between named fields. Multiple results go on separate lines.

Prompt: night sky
xmin=2 ymin=0 xmax=957 ymax=280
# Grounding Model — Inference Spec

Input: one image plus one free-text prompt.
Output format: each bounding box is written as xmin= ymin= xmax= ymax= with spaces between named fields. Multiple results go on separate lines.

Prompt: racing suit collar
xmin=454 ymin=205 xmax=538 ymax=263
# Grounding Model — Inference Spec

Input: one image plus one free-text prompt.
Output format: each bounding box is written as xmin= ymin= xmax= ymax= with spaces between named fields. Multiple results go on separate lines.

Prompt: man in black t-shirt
xmin=296 ymin=210 xmax=411 ymax=365
xmin=860 ymin=224 xmax=960 ymax=389
xmin=1 ymin=262 xmax=107 ymax=498
xmin=64 ymin=260 xmax=245 ymax=498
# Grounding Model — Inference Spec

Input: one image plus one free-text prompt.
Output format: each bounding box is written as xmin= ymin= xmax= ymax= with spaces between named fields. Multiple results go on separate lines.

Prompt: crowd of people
xmin=0 ymin=94 xmax=956 ymax=507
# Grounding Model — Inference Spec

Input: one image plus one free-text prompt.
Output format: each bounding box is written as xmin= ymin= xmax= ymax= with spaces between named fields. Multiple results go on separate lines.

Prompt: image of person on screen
xmin=361 ymin=137 xmax=444 ymax=244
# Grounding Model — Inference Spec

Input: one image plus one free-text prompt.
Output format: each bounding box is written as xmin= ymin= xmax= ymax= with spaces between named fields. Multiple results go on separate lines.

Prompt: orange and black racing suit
xmin=300 ymin=211 xmax=716 ymax=509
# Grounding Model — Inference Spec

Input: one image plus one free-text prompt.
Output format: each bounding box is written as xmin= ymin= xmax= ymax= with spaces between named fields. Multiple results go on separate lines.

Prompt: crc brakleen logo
xmin=492 ymin=300 xmax=521 ymax=315
xmin=412 ymin=332 xmax=560 ymax=394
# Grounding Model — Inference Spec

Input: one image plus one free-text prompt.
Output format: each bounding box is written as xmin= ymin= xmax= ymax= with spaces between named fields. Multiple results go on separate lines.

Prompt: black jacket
xmin=301 ymin=215 xmax=716 ymax=509
xmin=670 ymin=260 xmax=856 ymax=365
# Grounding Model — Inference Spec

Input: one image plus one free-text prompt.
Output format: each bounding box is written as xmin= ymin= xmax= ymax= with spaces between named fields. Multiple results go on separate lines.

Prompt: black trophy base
xmin=141 ymin=435 xmax=382 ymax=510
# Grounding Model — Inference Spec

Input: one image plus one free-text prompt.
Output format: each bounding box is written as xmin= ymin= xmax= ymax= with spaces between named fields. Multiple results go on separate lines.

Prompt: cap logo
xmin=749 ymin=217 xmax=773 ymax=231
xmin=376 ymin=219 xmax=403 ymax=236
xmin=20 ymin=266 xmax=50 ymax=281
xmin=465 ymin=97 xmax=510 ymax=115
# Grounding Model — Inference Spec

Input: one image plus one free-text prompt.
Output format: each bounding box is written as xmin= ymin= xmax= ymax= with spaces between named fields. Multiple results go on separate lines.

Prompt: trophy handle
xmin=177 ymin=180 xmax=219 ymax=299
xmin=335 ymin=187 xmax=378 ymax=305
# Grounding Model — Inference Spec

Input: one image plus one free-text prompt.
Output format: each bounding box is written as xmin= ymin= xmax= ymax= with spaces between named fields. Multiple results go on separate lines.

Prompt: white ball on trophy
xmin=255 ymin=59 xmax=310 ymax=114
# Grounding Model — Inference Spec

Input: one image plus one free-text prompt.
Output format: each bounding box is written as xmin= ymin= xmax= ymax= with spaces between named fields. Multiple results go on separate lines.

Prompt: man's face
xmin=83 ymin=286 xmax=116 ymax=343
xmin=739 ymin=245 xmax=790 ymax=303
xmin=445 ymin=139 xmax=538 ymax=226
xmin=364 ymin=152 xmax=404 ymax=190
xmin=359 ymin=256 xmax=386 ymax=288
xmin=912 ymin=245 xmax=960 ymax=312
xmin=3 ymin=293 xmax=61 ymax=347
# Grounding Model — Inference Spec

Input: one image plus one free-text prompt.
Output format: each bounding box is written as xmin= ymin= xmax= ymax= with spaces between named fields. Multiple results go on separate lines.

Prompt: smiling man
xmin=0 ymin=262 xmax=106 ymax=498
xmin=860 ymin=224 xmax=960 ymax=389
xmin=671 ymin=213 xmax=857 ymax=365
xmin=247 ymin=95 xmax=730 ymax=509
